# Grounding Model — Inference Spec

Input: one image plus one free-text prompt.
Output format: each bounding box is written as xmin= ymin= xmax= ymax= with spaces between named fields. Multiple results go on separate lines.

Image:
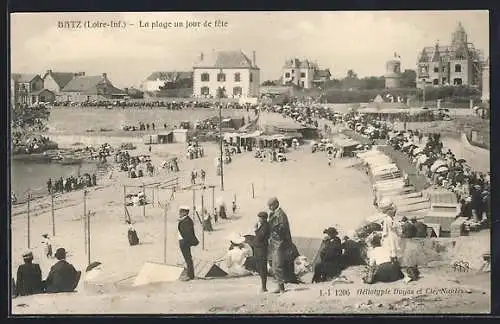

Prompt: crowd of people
xmin=47 ymin=173 xmax=97 ymax=194
xmin=345 ymin=112 xmax=491 ymax=226
xmin=116 ymin=151 xmax=154 ymax=178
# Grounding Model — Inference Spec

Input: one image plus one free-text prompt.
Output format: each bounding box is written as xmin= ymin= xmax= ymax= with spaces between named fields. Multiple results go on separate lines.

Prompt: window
xmin=433 ymin=67 xmax=439 ymax=73
xmin=217 ymin=73 xmax=226 ymax=82
xmin=250 ymin=73 xmax=253 ymax=82
xmin=455 ymin=64 xmax=461 ymax=73
xmin=233 ymin=87 xmax=242 ymax=96
xmin=453 ymin=78 xmax=462 ymax=86
xmin=433 ymin=79 xmax=439 ymax=85
xmin=300 ymin=72 xmax=306 ymax=78
xmin=200 ymin=86 xmax=210 ymax=96
xmin=201 ymin=73 xmax=210 ymax=82
xmin=234 ymin=73 xmax=241 ymax=82
xmin=285 ymin=72 xmax=291 ymax=78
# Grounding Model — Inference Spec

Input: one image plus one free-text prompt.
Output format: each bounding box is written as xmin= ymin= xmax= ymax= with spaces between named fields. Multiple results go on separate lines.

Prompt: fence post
xmin=51 ymin=192 xmax=55 ymax=236
xmin=27 ymin=193 xmax=31 ymax=249
xmin=252 ymin=183 xmax=255 ymax=199
xmin=163 ymin=203 xmax=168 ymax=263
xmin=83 ymin=190 xmax=87 ymax=254
xmin=87 ymin=208 xmax=91 ymax=266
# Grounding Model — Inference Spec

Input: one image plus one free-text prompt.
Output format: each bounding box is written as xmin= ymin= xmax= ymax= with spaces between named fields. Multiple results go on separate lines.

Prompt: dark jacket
xmin=414 ymin=221 xmax=428 ymax=238
xmin=319 ymin=237 xmax=342 ymax=264
xmin=16 ymin=263 xmax=43 ymax=296
xmin=401 ymin=222 xmax=417 ymax=238
xmin=178 ymin=216 xmax=199 ymax=247
xmin=253 ymin=221 xmax=270 ymax=249
xmin=45 ymin=260 xmax=80 ymax=293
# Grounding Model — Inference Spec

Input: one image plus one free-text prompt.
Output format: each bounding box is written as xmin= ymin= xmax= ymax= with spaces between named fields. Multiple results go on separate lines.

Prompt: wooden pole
xmin=27 ymin=193 xmax=31 ymax=249
xmin=201 ymin=193 xmax=205 ymax=250
xmin=219 ymin=104 xmax=225 ymax=191
xmin=252 ymin=183 xmax=255 ymax=199
xmin=210 ymin=186 xmax=215 ymax=212
xmin=163 ymin=203 xmax=167 ymax=264
xmin=51 ymin=192 xmax=55 ymax=236
xmin=123 ymin=185 xmax=127 ymax=222
xmin=192 ymin=189 xmax=196 ymax=214
xmin=83 ymin=190 xmax=87 ymax=254
xmin=87 ymin=207 xmax=91 ymax=266
xmin=142 ymin=183 xmax=146 ymax=218
xmin=152 ymin=185 xmax=155 ymax=207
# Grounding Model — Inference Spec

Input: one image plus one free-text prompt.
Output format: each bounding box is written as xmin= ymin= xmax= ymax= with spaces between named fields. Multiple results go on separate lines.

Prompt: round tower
xmin=384 ymin=59 xmax=402 ymax=89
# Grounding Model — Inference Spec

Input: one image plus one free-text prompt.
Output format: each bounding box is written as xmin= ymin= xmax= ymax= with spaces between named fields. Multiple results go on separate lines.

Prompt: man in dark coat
xmin=267 ymin=197 xmax=294 ymax=294
xmin=411 ymin=217 xmax=428 ymax=238
xmin=44 ymin=248 xmax=80 ymax=293
xmin=178 ymin=206 xmax=199 ymax=281
xmin=253 ymin=211 xmax=271 ymax=292
xmin=16 ymin=251 xmax=43 ymax=296
xmin=312 ymin=227 xmax=343 ymax=283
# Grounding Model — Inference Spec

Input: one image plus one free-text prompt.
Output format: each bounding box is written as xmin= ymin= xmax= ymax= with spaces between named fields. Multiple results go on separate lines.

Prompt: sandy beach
xmin=10 ymin=112 xmax=490 ymax=314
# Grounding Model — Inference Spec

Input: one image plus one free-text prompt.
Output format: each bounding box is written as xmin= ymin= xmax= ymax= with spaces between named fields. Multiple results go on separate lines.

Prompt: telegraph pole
xmin=218 ymin=102 xmax=225 ymax=191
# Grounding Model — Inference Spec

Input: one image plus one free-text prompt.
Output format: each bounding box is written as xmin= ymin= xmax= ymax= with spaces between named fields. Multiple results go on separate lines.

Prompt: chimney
xmin=252 ymin=51 xmax=256 ymax=66
xmin=200 ymin=52 xmax=204 ymax=60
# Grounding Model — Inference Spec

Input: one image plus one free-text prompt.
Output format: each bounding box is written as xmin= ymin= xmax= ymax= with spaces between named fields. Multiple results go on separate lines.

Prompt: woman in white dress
xmin=381 ymin=205 xmax=400 ymax=261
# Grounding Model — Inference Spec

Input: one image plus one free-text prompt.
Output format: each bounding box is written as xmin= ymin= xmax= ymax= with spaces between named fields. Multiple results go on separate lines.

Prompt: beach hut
xmin=143 ymin=134 xmax=159 ymax=145
xmin=157 ymin=132 xmax=174 ymax=144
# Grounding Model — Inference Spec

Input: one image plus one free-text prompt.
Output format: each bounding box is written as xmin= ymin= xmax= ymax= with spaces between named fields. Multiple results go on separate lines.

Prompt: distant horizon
xmin=10 ymin=11 xmax=489 ymax=88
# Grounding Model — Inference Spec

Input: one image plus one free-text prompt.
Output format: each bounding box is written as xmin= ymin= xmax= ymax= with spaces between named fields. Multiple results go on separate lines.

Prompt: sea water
xmin=10 ymin=159 xmax=99 ymax=204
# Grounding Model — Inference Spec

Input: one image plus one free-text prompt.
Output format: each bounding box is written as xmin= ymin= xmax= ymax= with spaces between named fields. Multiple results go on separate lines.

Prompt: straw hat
xmin=179 ymin=205 xmax=190 ymax=212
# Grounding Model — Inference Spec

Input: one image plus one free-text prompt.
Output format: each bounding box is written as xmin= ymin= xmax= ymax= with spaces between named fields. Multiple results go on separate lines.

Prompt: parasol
xmin=430 ymin=160 xmax=447 ymax=172
xmin=435 ymin=166 xmax=449 ymax=174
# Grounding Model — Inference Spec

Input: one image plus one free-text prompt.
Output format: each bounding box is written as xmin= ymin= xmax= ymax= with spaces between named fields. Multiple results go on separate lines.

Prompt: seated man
xmin=16 ymin=251 xmax=43 ymax=296
xmin=44 ymin=248 xmax=81 ymax=293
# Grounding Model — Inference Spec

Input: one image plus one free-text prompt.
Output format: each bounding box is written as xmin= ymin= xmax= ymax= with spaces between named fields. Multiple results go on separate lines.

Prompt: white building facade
xmin=193 ymin=50 xmax=260 ymax=99
xmin=281 ymin=59 xmax=318 ymax=89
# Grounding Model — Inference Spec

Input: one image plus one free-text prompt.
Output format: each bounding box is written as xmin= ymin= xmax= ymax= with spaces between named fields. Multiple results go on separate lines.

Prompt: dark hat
xmin=55 ymin=248 xmax=66 ymax=260
xmin=323 ymin=227 xmax=338 ymax=237
xmin=257 ymin=211 xmax=268 ymax=219
xmin=401 ymin=216 xmax=408 ymax=222
xmin=41 ymin=234 xmax=49 ymax=238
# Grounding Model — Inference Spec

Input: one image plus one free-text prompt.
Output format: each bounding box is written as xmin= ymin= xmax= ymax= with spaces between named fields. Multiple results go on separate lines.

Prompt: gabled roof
xmin=62 ymin=75 xmax=124 ymax=94
xmin=44 ymin=71 xmax=75 ymax=88
xmin=146 ymin=71 xmax=193 ymax=81
xmin=31 ymin=89 xmax=55 ymax=96
xmin=283 ymin=59 xmax=318 ymax=69
xmin=194 ymin=50 xmax=258 ymax=69
xmin=11 ymin=73 xmax=40 ymax=83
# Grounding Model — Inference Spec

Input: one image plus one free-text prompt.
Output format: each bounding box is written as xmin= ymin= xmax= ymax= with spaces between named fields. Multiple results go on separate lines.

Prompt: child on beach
xmin=41 ymin=234 xmax=53 ymax=258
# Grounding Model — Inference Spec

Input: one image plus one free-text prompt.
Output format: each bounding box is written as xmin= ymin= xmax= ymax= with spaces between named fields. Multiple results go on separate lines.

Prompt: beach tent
xmin=133 ymin=262 xmax=184 ymax=286
xmin=293 ymin=236 xmax=323 ymax=266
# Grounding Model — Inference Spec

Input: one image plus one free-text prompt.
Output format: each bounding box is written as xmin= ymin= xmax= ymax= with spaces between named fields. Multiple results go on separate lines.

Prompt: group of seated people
xmin=13 ymin=248 xmax=81 ymax=298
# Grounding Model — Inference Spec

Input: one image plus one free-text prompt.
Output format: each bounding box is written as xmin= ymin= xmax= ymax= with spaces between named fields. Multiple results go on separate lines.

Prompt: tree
xmin=400 ymin=69 xmax=417 ymax=88
xmin=346 ymin=69 xmax=358 ymax=79
xmin=360 ymin=76 xmax=385 ymax=90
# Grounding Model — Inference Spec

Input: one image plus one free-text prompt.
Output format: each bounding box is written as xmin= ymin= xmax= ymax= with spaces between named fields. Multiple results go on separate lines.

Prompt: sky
xmin=10 ymin=11 xmax=489 ymax=88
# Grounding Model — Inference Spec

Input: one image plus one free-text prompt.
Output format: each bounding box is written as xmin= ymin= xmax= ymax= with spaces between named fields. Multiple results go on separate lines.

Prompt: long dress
xmin=382 ymin=215 xmax=400 ymax=259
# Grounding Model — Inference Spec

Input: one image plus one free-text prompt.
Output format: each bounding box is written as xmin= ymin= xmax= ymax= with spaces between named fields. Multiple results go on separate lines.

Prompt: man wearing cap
xmin=267 ymin=197 xmax=293 ymax=294
xmin=253 ymin=211 xmax=271 ymax=292
xmin=16 ymin=251 xmax=43 ymax=296
xmin=44 ymin=248 xmax=80 ymax=293
xmin=177 ymin=206 xmax=199 ymax=281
